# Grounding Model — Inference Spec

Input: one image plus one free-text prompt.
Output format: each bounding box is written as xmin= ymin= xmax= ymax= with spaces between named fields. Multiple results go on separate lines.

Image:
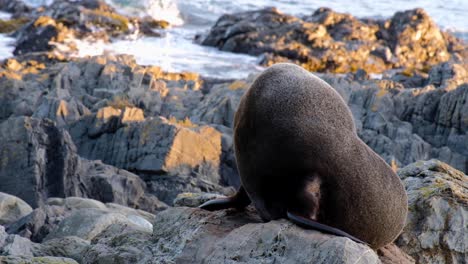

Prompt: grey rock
xmin=0 ymin=117 xmax=82 ymax=208
xmin=396 ymin=160 xmax=468 ymax=263
xmin=0 ymin=226 xmax=38 ymax=257
xmin=0 ymin=256 xmax=79 ymax=264
xmin=427 ymin=61 xmax=468 ymax=90
xmin=0 ymin=116 xmax=162 ymax=211
xmin=44 ymin=208 xmax=151 ymax=241
xmin=7 ymin=197 xmax=156 ymax=243
xmin=81 ymin=207 xmax=380 ymax=263
xmin=0 ymin=192 xmax=33 ymax=225
xmin=39 ymin=236 xmax=90 ymax=262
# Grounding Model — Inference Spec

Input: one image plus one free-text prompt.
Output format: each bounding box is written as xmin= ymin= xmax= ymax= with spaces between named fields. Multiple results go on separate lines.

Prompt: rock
xmin=81 ymin=207 xmax=380 ymax=263
xmin=0 ymin=54 xmax=202 ymax=124
xmin=0 ymin=256 xmax=79 ymax=264
xmin=427 ymin=61 xmax=468 ymax=90
xmin=44 ymin=208 xmax=151 ymax=241
xmin=203 ymin=8 xmax=461 ymax=73
xmin=70 ymin=112 xmax=222 ymax=175
xmin=7 ymin=197 xmax=157 ymax=242
xmin=0 ymin=192 xmax=33 ymax=225
xmin=13 ymin=16 xmax=71 ymax=55
xmin=6 ymin=204 xmax=71 ymax=242
xmin=0 ymin=225 xmax=38 ymax=257
xmin=396 ymin=160 xmax=468 ymax=263
xmin=383 ymin=9 xmax=450 ymax=69
xmin=78 ymin=159 xmax=167 ymax=212
xmin=0 ymin=115 xmax=165 ymax=211
xmin=39 ymin=236 xmax=90 ymax=262
xmin=0 ymin=117 xmax=81 ymax=208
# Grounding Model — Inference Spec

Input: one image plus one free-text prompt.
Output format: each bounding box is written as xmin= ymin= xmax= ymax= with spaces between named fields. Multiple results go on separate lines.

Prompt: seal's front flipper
xmin=287 ymin=211 xmax=368 ymax=245
xmin=199 ymin=186 xmax=250 ymax=211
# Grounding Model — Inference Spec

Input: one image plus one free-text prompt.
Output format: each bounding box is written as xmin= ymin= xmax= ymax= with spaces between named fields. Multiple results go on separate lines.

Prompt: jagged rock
xmin=427 ymin=61 xmax=468 ymax=90
xmin=0 ymin=117 xmax=81 ymax=208
xmin=13 ymin=16 xmax=71 ymax=55
xmin=203 ymin=8 xmax=461 ymax=73
xmin=383 ymin=9 xmax=450 ymax=69
xmin=7 ymin=197 xmax=156 ymax=243
xmin=70 ymin=112 xmax=221 ymax=175
xmin=0 ymin=192 xmax=33 ymax=225
xmin=0 ymin=55 xmax=202 ymax=124
xmin=81 ymin=207 xmax=380 ymax=263
xmin=0 ymin=115 xmax=165 ymax=211
xmin=396 ymin=160 xmax=468 ymax=263
xmin=78 ymin=159 xmax=167 ymax=212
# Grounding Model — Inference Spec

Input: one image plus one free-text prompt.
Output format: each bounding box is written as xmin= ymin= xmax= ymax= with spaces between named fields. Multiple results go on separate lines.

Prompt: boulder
xmin=7 ymin=197 xmax=156 ymax=243
xmin=0 ymin=192 xmax=33 ymax=225
xmin=396 ymin=160 xmax=468 ymax=263
xmin=44 ymin=208 xmax=152 ymax=241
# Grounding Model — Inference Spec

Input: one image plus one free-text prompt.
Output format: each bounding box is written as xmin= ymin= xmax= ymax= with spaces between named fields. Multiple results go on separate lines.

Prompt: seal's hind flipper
xmin=199 ymin=186 xmax=250 ymax=211
xmin=287 ymin=211 xmax=368 ymax=245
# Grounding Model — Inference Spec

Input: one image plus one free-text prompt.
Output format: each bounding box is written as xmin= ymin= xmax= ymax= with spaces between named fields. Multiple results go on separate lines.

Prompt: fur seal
xmin=200 ymin=63 xmax=408 ymax=249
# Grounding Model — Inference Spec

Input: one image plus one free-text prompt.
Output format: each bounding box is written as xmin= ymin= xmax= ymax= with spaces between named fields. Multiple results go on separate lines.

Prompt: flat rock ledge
xmin=82 ymin=207 xmax=380 ymax=264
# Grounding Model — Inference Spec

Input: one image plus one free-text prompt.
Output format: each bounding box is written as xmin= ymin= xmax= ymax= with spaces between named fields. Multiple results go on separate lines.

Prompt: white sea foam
xmin=0 ymin=34 xmax=15 ymax=61
xmin=0 ymin=11 xmax=12 ymax=20
xmin=106 ymin=0 xmax=184 ymax=26
xmin=74 ymin=28 xmax=262 ymax=79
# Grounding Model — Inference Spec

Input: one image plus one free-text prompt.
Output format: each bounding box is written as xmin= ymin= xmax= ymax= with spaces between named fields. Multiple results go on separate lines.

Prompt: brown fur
xmin=204 ymin=63 xmax=408 ymax=249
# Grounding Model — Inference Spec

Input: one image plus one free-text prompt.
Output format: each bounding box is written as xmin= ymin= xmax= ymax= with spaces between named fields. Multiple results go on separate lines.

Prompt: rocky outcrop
xmin=7 ymin=0 xmax=169 ymax=58
xmin=79 ymin=206 xmax=380 ymax=263
xmin=396 ymin=160 xmax=468 ymax=263
xmin=0 ymin=117 xmax=81 ymax=208
xmin=202 ymin=8 xmax=463 ymax=73
xmin=0 ymin=116 xmax=164 ymax=211
xmin=0 ymin=55 xmax=203 ymax=125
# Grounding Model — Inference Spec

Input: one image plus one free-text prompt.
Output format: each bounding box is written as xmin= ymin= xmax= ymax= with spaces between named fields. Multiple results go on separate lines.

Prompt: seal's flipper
xmin=287 ymin=211 xmax=368 ymax=245
xmin=199 ymin=186 xmax=250 ymax=211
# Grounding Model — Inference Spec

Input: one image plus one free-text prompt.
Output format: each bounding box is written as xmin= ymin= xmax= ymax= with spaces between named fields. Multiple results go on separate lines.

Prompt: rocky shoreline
xmin=0 ymin=1 xmax=467 ymax=263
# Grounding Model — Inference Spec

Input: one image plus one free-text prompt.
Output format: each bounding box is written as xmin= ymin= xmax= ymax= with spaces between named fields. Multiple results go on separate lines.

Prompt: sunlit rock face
xmin=202 ymin=8 xmax=463 ymax=74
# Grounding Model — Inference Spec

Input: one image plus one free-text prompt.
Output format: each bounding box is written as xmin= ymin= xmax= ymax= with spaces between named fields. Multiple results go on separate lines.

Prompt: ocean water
xmin=3 ymin=0 xmax=468 ymax=78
